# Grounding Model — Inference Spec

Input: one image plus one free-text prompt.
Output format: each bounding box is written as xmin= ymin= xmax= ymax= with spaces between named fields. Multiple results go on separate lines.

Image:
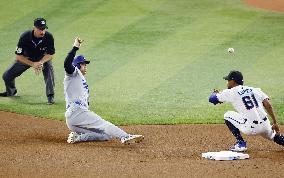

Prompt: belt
xmin=66 ymin=101 xmax=87 ymax=109
xmin=252 ymin=117 xmax=267 ymax=124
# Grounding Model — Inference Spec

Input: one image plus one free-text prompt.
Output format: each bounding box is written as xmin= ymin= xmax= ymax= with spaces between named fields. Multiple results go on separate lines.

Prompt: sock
xmin=274 ymin=134 xmax=284 ymax=146
xmin=225 ymin=120 xmax=245 ymax=143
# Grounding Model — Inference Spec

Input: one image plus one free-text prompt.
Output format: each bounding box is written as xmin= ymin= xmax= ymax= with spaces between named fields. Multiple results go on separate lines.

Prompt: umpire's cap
xmin=72 ymin=55 xmax=90 ymax=68
xmin=34 ymin=18 xmax=48 ymax=30
xmin=223 ymin=70 xmax=243 ymax=85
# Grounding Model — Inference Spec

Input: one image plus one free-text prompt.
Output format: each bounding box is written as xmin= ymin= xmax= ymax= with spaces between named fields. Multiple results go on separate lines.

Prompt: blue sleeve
xmin=64 ymin=46 xmax=78 ymax=74
xmin=208 ymin=92 xmax=220 ymax=105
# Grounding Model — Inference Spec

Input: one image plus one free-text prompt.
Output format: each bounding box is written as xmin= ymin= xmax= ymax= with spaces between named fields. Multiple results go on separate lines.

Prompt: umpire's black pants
xmin=2 ymin=60 xmax=55 ymax=97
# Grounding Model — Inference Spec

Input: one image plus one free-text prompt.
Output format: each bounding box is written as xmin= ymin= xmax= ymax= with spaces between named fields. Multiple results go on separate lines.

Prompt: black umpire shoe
xmin=0 ymin=92 xmax=8 ymax=97
xmin=47 ymin=94 xmax=55 ymax=105
xmin=0 ymin=90 xmax=17 ymax=97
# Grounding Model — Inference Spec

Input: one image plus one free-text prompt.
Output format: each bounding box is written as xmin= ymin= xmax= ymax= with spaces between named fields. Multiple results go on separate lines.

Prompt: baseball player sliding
xmin=209 ymin=70 xmax=284 ymax=151
xmin=64 ymin=37 xmax=144 ymax=144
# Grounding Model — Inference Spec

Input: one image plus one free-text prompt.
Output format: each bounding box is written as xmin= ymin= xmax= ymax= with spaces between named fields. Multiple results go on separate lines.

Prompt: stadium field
xmin=0 ymin=0 xmax=283 ymax=125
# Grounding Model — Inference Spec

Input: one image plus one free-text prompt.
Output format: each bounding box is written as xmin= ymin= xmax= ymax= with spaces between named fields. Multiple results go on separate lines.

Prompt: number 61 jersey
xmin=217 ymin=85 xmax=269 ymax=121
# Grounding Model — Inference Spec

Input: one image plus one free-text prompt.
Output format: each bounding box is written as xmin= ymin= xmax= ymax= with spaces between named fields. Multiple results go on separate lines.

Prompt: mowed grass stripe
xmin=86 ymin=0 xmax=196 ymax=83
xmin=0 ymin=0 xmax=51 ymax=30
xmin=90 ymin=0 xmax=248 ymax=83
xmin=53 ymin=0 xmax=166 ymax=57
xmin=97 ymin=5 xmax=284 ymax=124
xmin=92 ymin=0 xmax=225 ymax=99
xmin=51 ymin=0 xmax=168 ymax=95
xmin=91 ymin=2 xmax=265 ymax=124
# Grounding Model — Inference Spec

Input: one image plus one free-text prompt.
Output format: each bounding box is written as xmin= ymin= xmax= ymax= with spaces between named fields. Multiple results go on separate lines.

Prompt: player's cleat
xmin=230 ymin=141 xmax=247 ymax=152
xmin=67 ymin=132 xmax=82 ymax=143
xmin=121 ymin=135 xmax=144 ymax=145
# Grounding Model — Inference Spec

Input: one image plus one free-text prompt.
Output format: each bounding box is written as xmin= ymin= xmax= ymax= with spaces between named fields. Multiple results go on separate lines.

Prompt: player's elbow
xmin=209 ymin=93 xmax=219 ymax=105
xmin=263 ymin=99 xmax=273 ymax=110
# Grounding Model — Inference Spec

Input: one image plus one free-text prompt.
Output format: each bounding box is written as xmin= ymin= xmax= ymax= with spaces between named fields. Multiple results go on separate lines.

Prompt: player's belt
xmin=66 ymin=100 xmax=87 ymax=109
xmin=252 ymin=117 xmax=267 ymax=124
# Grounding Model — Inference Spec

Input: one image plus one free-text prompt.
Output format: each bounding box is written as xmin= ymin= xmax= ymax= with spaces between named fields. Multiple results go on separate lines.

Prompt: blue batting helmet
xmin=72 ymin=55 xmax=90 ymax=69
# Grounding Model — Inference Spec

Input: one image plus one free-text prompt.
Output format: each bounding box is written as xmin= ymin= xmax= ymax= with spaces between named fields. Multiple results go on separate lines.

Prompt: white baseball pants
xmin=224 ymin=111 xmax=276 ymax=140
xmin=65 ymin=109 xmax=129 ymax=141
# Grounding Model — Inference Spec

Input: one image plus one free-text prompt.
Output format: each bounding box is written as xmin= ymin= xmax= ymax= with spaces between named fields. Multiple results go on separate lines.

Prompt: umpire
xmin=0 ymin=18 xmax=55 ymax=104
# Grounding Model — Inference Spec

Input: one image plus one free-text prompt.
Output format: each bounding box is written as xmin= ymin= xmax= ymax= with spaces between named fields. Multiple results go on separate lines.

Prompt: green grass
xmin=0 ymin=0 xmax=284 ymax=125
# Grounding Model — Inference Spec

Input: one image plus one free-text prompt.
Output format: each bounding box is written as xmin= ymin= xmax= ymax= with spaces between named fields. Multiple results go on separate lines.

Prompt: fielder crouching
xmin=63 ymin=37 xmax=144 ymax=144
xmin=209 ymin=70 xmax=284 ymax=152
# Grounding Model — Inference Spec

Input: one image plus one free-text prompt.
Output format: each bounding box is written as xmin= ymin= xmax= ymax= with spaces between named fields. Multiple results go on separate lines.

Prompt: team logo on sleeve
xmin=16 ymin=47 xmax=22 ymax=54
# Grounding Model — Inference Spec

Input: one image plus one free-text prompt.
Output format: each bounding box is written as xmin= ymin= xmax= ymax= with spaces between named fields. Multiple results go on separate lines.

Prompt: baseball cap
xmin=223 ymin=70 xmax=243 ymax=85
xmin=72 ymin=55 xmax=90 ymax=66
xmin=34 ymin=18 xmax=48 ymax=30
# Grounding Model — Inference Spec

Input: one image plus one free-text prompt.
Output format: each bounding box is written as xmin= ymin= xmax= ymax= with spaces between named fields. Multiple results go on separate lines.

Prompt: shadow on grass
xmin=9 ymin=95 xmax=65 ymax=106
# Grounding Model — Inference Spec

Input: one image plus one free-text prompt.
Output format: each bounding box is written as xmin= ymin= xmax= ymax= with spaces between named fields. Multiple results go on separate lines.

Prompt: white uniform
xmin=217 ymin=85 xmax=276 ymax=140
xmin=64 ymin=67 xmax=89 ymax=117
xmin=64 ymin=67 xmax=128 ymax=141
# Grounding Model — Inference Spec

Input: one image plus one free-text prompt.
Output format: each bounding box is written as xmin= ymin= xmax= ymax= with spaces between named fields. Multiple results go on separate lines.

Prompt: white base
xmin=202 ymin=151 xmax=249 ymax=161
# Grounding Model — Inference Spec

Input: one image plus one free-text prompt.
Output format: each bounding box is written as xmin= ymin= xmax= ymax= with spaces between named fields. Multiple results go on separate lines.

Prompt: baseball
xmin=228 ymin=48 xmax=235 ymax=53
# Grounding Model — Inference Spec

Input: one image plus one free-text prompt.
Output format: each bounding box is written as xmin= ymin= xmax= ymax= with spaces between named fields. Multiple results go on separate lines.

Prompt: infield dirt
xmin=1 ymin=111 xmax=284 ymax=178
xmin=245 ymin=0 xmax=284 ymax=13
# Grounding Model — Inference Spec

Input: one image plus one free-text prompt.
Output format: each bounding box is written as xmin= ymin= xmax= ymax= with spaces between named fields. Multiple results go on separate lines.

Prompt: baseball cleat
xmin=67 ymin=132 xmax=81 ymax=144
xmin=121 ymin=135 xmax=144 ymax=145
xmin=230 ymin=141 xmax=247 ymax=152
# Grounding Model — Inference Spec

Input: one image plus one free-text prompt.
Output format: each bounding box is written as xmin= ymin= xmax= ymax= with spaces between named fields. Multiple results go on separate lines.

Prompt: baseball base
xmin=202 ymin=151 xmax=249 ymax=161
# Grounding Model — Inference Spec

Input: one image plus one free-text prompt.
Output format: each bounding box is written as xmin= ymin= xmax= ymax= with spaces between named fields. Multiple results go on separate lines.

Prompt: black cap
xmin=223 ymin=70 xmax=243 ymax=85
xmin=34 ymin=18 xmax=48 ymax=30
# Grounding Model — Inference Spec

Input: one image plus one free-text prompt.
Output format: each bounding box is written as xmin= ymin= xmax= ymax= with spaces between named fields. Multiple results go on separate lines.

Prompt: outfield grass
xmin=0 ymin=0 xmax=284 ymax=125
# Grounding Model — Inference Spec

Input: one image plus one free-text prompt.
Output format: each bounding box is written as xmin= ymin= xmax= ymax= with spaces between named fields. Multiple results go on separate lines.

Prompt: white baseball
xmin=228 ymin=48 xmax=235 ymax=53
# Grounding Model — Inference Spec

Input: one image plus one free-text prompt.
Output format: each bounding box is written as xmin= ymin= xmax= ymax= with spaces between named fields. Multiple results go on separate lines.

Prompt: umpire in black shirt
xmin=0 ymin=18 xmax=55 ymax=104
